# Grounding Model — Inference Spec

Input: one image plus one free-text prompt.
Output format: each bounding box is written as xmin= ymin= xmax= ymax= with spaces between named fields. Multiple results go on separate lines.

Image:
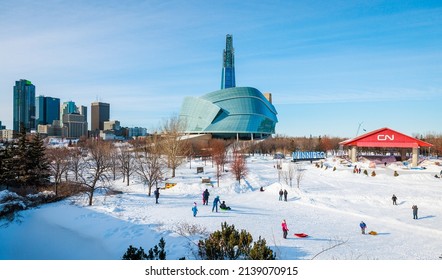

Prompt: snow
xmin=1 ymin=155 xmax=442 ymax=261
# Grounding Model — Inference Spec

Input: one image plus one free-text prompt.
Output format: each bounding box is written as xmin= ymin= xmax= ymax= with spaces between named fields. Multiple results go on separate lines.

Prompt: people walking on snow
xmin=412 ymin=205 xmax=418 ymax=219
xmin=283 ymin=189 xmax=288 ymax=201
xmin=279 ymin=189 xmax=283 ymax=201
xmin=220 ymin=201 xmax=231 ymax=210
xmin=154 ymin=188 xmax=160 ymax=204
xmin=212 ymin=195 xmax=220 ymax=212
xmin=360 ymin=221 xmax=367 ymax=234
xmin=392 ymin=194 xmax=397 ymax=205
xmin=192 ymin=202 xmax=198 ymax=217
xmin=202 ymin=189 xmax=210 ymax=205
xmin=281 ymin=219 xmax=289 ymax=239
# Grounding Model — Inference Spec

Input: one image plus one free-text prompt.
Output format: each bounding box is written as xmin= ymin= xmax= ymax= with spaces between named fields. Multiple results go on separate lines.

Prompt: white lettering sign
xmin=292 ymin=151 xmax=325 ymax=160
xmin=377 ymin=134 xmax=394 ymax=141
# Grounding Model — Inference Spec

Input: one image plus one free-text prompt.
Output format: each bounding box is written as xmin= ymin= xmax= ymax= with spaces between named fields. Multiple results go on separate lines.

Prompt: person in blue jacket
xmin=212 ymin=195 xmax=220 ymax=212
xmin=192 ymin=202 xmax=198 ymax=217
xmin=359 ymin=221 xmax=367 ymax=234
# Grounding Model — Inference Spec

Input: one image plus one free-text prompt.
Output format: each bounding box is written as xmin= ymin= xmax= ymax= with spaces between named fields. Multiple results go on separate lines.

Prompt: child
xmin=220 ymin=201 xmax=231 ymax=210
xmin=359 ymin=221 xmax=367 ymax=234
xmin=192 ymin=202 xmax=198 ymax=217
xmin=282 ymin=219 xmax=289 ymax=239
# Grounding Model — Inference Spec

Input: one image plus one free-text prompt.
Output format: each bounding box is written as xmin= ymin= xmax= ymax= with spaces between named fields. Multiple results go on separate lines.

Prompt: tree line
xmin=2 ymin=120 xmax=441 ymax=206
xmin=0 ymin=118 xmax=247 ymax=206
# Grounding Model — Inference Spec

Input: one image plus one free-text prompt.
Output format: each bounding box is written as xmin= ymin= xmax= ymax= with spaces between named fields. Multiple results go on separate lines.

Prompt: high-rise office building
xmin=61 ymin=101 xmax=78 ymax=116
xmin=91 ymin=102 xmax=110 ymax=132
xmin=61 ymin=101 xmax=88 ymax=128
xmin=78 ymin=105 xmax=87 ymax=127
xmin=36 ymin=95 xmax=60 ymax=126
xmin=13 ymin=79 xmax=36 ymax=133
xmin=62 ymin=113 xmax=88 ymax=138
xmin=221 ymin=34 xmax=236 ymax=89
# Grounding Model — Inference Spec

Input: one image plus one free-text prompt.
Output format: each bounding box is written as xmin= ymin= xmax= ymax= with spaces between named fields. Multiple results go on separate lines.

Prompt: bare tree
xmin=211 ymin=139 xmax=228 ymax=187
xmin=78 ymin=140 xmax=112 ymax=206
xmin=230 ymin=145 xmax=247 ymax=184
xmin=134 ymin=135 xmax=165 ymax=196
xmin=109 ymin=145 xmax=119 ymax=181
xmin=46 ymin=147 xmax=71 ymax=196
xmin=159 ymin=116 xmax=191 ymax=178
xmin=295 ymin=163 xmax=305 ymax=189
xmin=282 ymin=161 xmax=295 ymax=187
xmin=68 ymin=147 xmax=83 ymax=182
xmin=118 ymin=143 xmax=135 ymax=186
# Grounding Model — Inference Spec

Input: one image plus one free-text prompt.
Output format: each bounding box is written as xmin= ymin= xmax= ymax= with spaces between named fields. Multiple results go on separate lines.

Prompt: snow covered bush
xmin=0 ymin=190 xmax=57 ymax=218
xmin=0 ymin=190 xmax=27 ymax=217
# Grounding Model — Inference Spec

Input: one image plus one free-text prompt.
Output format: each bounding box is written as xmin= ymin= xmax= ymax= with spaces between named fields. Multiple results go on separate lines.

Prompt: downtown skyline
xmin=1 ymin=0 xmax=441 ymax=138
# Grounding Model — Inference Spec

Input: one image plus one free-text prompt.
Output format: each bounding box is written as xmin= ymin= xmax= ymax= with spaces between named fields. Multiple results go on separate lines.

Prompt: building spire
xmin=221 ymin=34 xmax=236 ymax=89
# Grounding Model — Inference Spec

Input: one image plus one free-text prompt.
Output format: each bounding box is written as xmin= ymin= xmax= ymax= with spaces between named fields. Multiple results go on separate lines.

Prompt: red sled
xmin=294 ymin=233 xmax=309 ymax=238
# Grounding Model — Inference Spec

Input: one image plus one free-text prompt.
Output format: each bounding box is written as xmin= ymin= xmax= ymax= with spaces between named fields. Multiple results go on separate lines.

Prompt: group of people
xmin=191 ymin=189 xmax=232 ymax=217
xmin=278 ymin=189 xmax=288 ymax=201
xmin=356 ymin=195 xmax=420 ymax=235
xmin=153 ymin=187 xmax=231 ymax=217
xmin=391 ymin=194 xmax=419 ymax=219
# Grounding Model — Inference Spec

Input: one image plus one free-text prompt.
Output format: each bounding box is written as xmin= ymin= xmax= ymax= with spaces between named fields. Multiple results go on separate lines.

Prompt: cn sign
xmin=377 ymin=134 xmax=394 ymax=141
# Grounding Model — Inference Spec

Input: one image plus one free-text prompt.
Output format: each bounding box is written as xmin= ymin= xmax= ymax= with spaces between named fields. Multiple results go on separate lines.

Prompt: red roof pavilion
xmin=340 ymin=127 xmax=433 ymax=148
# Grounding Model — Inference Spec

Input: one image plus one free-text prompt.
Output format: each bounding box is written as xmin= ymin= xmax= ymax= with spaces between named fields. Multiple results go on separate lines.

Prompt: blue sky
xmin=0 ymin=0 xmax=441 ymax=138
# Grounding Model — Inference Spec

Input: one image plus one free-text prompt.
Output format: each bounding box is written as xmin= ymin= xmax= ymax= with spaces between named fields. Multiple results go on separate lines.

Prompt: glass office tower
xmin=36 ymin=96 xmax=60 ymax=126
xmin=221 ymin=34 xmax=236 ymax=89
xmin=13 ymin=79 xmax=36 ymax=133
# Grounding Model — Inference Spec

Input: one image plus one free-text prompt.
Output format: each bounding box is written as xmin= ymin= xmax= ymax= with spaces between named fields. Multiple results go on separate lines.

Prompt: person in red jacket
xmin=281 ymin=219 xmax=289 ymax=239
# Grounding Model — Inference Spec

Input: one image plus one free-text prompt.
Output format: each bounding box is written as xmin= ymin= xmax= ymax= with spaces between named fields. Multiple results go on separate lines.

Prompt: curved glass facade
xmin=179 ymin=87 xmax=278 ymax=139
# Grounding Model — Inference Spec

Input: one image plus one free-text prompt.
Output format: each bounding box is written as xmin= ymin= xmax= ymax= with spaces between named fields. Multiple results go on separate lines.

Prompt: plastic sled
xmin=368 ymin=231 xmax=377 ymax=235
xmin=294 ymin=233 xmax=309 ymax=238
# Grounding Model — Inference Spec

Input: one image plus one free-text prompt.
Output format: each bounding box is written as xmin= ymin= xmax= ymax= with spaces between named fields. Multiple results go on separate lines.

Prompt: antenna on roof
xmin=356 ymin=122 xmax=364 ymax=137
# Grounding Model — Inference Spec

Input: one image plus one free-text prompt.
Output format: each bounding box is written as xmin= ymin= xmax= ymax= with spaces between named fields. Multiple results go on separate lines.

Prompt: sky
xmin=0 ymin=0 xmax=441 ymax=138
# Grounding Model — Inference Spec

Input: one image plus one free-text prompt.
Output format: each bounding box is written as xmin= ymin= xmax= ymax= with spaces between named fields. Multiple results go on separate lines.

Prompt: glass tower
xmin=13 ymin=79 xmax=36 ymax=133
xmin=221 ymin=34 xmax=236 ymax=89
xmin=36 ymin=96 xmax=60 ymax=126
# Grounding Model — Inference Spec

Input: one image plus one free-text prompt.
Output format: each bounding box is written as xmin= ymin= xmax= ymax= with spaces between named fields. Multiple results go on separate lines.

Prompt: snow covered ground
xmin=1 ymin=155 xmax=442 ymax=261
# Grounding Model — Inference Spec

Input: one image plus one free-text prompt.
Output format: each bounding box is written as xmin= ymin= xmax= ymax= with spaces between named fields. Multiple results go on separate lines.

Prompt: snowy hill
xmin=1 ymin=155 xmax=442 ymax=260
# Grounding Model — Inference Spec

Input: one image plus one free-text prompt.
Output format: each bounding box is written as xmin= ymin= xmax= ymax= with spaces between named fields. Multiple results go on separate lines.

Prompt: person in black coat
xmin=154 ymin=188 xmax=160 ymax=204
xmin=203 ymin=189 xmax=210 ymax=205
xmin=392 ymin=194 xmax=397 ymax=205
xmin=283 ymin=189 xmax=288 ymax=201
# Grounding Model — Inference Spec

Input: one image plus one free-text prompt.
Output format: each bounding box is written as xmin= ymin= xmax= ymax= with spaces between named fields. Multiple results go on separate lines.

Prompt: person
xmin=279 ymin=189 xmax=283 ymax=201
xmin=202 ymin=189 xmax=210 ymax=205
xmin=153 ymin=188 xmax=160 ymax=204
xmin=220 ymin=201 xmax=231 ymax=210
xmin=392 ymin=194 xmax=397 ymax=205
xmin=260 ymin=186 xmax=264 ymax=192
xmin=281 ymin=219 xmax=289 ymax=239
xmin=212 ymin=195 xmax=220 ymax=212
xmin=412 ymin=205 xmax=418 ymax=219
xmin=192 ymin=202 xmax=198 ymax=217
xmin=283 ymin=189 xmax=288 ymax=202
xmin=359 ymin=221 xmax=367 ymax=234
